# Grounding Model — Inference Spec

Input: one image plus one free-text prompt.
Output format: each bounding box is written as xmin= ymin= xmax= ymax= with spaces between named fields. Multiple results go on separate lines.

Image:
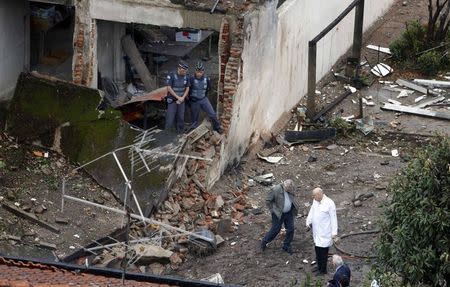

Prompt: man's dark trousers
xmin=262 ymin=209 xmax=294 ymax=249
xmin=190 ymin=97 xmax=220 ymax=131
xmin=315 ymin=246 xmax=329 ymax=273
xmin=165 ymin=101 xmax=185 ymax=133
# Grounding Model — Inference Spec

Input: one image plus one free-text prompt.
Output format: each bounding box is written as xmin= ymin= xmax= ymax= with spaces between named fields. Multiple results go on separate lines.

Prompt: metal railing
xmin=306 ymin=0 xmax=365 ymax=119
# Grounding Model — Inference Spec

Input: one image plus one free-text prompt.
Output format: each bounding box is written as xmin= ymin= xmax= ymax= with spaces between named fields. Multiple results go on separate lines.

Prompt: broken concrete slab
xmin=413 ymin=79 xmax=450 ymax=88
xmin=381 ymin=103 xmax=450 ymax=121
xmin=396 ymin=79 xmax=428 ymax=94
xmin=7 ymin=73 xmax=172 ymax=214
xmin=132 ymin=244 xmax=173 ymax=265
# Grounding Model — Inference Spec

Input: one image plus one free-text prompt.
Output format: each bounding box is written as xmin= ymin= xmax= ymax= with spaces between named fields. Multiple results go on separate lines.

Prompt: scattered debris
xmin=391 ymin=149 xmax=399 ymax=157
xmin=1 ymin=202 xmax=60 ymax=233
xmin=396 ymin=79 xmax=428 ymax=94
xmin=366 ymin=44 xmax=392 ymax=55
xmin=371 ymin=63 xmax=393 ymax=77
xmin=254 ymin=173 xmax=274 ymax=185
xmin=414 ymin=95 xmax=426 ymax=103
xmin=202 ymin=273 xmax=224 ymax=284
xmin=381 ymin=103 xmax=450 ymax=121
xmin=397 ymin=90 xmax=409 ymax=98
xmin=413 ymin=79 xmax=450 ymax=88
xmin=257 ymin=154 xmax=283 ymax=164
xmin=413 ymin=96 xmax=445 ymax=109
xmin=356 ymin=116 xmax=374 ymax=135
xmin=387 ymin=99 xmax=402 ymax=105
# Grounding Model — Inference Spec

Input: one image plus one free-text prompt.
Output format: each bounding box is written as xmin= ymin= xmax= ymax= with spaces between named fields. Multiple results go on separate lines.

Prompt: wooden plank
xmin=121 ymin=35 xmax=155 ymax=92
xmin=412 ymin=96 xmax=445 ymax=109
xmin=1 ymin=202 xmax=60 ymax=233
xmin=381 ymin=103 xmax=450 ymax=121
xmin=413 ymin=79 xmax=450 ymax=88
xmin=396 ymin=79 xmax=428 ymax=94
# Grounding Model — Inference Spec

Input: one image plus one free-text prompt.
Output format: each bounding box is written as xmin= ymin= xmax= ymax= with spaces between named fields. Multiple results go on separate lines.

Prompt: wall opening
xmin=97 ymin=21 xmax=221 ymax=132
xmin=29 ymin=2 xmax=74 ymax=81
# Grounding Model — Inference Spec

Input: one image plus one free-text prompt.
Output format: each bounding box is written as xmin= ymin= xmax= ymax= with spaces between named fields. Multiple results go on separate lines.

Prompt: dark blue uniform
xmin=333 ymin=264 xmax=351 ymax=287
xmin=165 ymin=72 xmax=190 ymax=133
xmin=189 ymin=75 xmax=221 ymax=131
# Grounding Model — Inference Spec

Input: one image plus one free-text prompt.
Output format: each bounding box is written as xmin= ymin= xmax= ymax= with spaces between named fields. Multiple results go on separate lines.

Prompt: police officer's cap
xmin=178 ymin=61 xmax=189 ymax=70
xmin=195 ymin=61 xmax=205 ymax=71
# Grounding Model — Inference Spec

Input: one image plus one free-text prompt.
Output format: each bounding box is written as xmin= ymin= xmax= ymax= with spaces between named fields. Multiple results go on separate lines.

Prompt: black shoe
xmin=282 ymin=246 xmax=293 ymax=255
xmin=260 ymin=241 xmax=267 ymax=252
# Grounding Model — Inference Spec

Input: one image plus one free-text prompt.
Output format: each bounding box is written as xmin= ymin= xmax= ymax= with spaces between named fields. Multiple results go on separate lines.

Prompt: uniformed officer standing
xmin=189 ymin=62 xmax=222 ymax=133
xmin=165 ymin=61 xmax=190 ymax=133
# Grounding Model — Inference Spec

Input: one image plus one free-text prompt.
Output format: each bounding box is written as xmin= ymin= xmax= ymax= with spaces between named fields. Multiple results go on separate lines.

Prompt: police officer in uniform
xmin=189 ymin=62 xmax=222 ymax=133
xmin=165 ymin=61 xmax=190 ymax=133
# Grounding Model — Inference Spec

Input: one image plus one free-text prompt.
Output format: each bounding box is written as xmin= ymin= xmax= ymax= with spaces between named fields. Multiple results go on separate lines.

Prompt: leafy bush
xmin=417 ymin=51 xmax=444 ymax=75
xmin=374 ymin=136 xmax=450 ymax=286
xmin=390 ymin=21 xmax=427 ymax=61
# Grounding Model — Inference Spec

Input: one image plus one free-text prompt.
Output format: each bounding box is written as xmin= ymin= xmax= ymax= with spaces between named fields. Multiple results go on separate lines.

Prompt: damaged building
xmin=0 ymin=0 xmax=398 ymax=281
xmin=1 ymin=0 xmax=395 ymax=182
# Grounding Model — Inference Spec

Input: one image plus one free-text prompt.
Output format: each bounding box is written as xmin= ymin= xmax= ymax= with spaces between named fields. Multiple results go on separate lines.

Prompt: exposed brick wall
xmin=72 ymin=0 xmax=96 ymax=87
xmin=217 ymin=18 xmax=244 ymax=134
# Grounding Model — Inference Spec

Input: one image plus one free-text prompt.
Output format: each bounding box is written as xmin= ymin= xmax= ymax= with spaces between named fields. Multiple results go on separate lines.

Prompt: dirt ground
xmin=0 ymin=133 xmax=124 ymax=260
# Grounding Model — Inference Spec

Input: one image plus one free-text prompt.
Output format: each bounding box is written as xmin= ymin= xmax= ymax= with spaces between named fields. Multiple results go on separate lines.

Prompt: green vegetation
xmin=373 ymin=136 xmax=450 ymax=286
xmin=329 ymin=117 xmax=355 ymax=137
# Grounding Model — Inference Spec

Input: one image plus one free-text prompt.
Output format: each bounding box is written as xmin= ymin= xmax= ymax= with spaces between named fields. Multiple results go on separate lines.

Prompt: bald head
xmin=312 ymin=187 xmax=324 ymax=202
xmin=332 ymin=254 xmax=344 ymax=267
xmin=283 ymin=179 xmax=294 ymax=193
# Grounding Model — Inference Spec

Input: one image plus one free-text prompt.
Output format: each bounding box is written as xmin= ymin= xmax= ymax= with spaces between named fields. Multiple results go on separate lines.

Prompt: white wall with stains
xmin=0 ymin=0 xmax=28 ymax=101
xmin=221 ymin=0 xmax=394 ymax=170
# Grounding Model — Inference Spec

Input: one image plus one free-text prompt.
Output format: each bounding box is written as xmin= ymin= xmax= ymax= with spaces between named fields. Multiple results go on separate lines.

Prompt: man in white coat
xmin=306 ymin=187 xmax=338 ymax=275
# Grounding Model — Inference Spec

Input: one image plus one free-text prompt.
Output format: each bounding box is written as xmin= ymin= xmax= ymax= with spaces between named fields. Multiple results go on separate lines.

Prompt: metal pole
xmin=61 ymin=179 xmax=66 ymax=213
xmin=352 ymin=0 xmax=365 ymax=61
xmin=307 ymin=42 xmax=317 ymax=119
xmin=63 ymin=194 xmax=213 ymax=242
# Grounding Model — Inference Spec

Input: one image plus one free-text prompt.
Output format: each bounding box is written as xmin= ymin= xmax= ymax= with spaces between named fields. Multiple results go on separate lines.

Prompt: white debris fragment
xmin=371 ymin=63 xmax=393 ymax=77
xmin=69 ymin=246 xmax=76 ymax=250
xmin=345 ymin=85 xmax=357 ymax=93
xmin=302 ymin=259 xmax=309 ymax=264
xmin=31 ymin=198 xmax=37 ymax=202
xmin=14 ymin=202 xmax=20 ymax=207
xmin=397 ymin=90 xmax=409 ymax=98
xmin=374 ymin=173 xmax=382 ymax=179
xmin=230 ymin=242 xmax=236 ymax=246
xmin=379 ymin=80 xmax=393 ymax=84
xmin=73 ymin=234 xmax=80 ymax=239
xmin=315 ymin=90 xmax=321 ymax=95
xmin=341 ymin=115 xmax=355 ymax=122
xmin=391 ymin=149 xmax=399 ymax=157
xmin=257 ymin=154 xmax=283 ymax=164
xmin=286 ymin=261 xmax=289 ymax=265
xmin=414 ymin=95 xmax=426 ymax=103
xmin=366 ymin=44 xmax=392 ymax=55
xmin=311 ymin=261 xmax=316 ymax=265
xmin=44 ymin=152 xmax=49 ymax=158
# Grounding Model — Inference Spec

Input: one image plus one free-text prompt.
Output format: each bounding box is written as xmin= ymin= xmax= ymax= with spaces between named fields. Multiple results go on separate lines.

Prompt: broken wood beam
xmin=381 ymin=103 xmax=450 ymax=121
xmin=122 ymin=35 xmax=155 ymax=92
xmin=1 ymin=202 xmax=60 ymax=233
xmin=312 ymin=90 xmax=353 ymax=122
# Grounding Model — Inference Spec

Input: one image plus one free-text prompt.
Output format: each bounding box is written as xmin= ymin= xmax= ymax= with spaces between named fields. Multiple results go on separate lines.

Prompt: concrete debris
xmin=202 ymin=273 xmax=224 ymax=284
xmin=132 ymin=244 xmax=173 ymax=264
xmin=396 ymin=79 xmax=428 ymax=94
xmin=391 ymin=149 xmax=399 ymax=157
xmin=254 ymin=173 xmax=274 ymax=185
xmin=387 ymin=99 xmax=402 ymax=105
xmin=149 ymin=263 xmax=165 ymax=275
xmin=344 ymin=85 xmax=357 ymax=93
xmin=366 ymin=44 xmax=392 ymax=55
xmin=413 ymin=96 xmax=445 ymax=109
xmin=413 ymin=79 xmax=450 ymax=88
xmin=397 ymin=90 xmax=409 ymax=98
xmin=414 ymin=95 xmax=426 ymax=103
xmin=381 ymin=103 xmax=450 ymax=121
xmin=371 ymin=63 xmax=393 ymax=77
xmin=257 ymin=154 xmax=283 ymax=164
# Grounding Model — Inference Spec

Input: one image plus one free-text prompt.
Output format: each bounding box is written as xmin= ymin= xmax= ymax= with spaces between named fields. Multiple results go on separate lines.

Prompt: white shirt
xmin=282 ymin=191 xmax=292 ymax=213
xmin=306 ymin=194 xmax=338 ymax=247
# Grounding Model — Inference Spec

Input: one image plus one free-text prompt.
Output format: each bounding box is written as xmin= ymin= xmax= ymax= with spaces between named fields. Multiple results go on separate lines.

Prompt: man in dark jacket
xmin=188 ymin=61 xmax=222 ymax=133
xmin=331 ymin=255 xmax=351 ymax=287
xmin=164 ymin=61 xmax=190 ymax=133
xmin=261 ymin=179 xmax=298 ymax=254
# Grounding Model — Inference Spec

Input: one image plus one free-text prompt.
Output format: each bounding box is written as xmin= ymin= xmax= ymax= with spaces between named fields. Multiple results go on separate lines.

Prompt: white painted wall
xmin=221 ymin=0 xmax=394 ymax=168
xmin=0 ymin=0 xmax=28 ymax=101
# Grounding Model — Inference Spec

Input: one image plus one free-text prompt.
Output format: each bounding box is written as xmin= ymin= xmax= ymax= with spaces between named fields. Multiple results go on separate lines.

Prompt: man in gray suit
xmin=261 ymin=179 xmax=298 ymax=254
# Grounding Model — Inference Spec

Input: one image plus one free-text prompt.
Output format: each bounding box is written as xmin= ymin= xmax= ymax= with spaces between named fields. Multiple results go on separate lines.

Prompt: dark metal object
xmin=284 ymin=128 xmax=337 ymax=144
xmin=311 ymin=90 xmax=353 ymax=122
xmin=307 ymin=0 xmax=365 ymax=119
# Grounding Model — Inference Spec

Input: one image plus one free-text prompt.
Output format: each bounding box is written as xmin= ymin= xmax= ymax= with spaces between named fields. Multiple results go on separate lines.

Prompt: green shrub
xmin=374 ymin=136 xmax=450 ymax=286
xmin=329 ymin=117 xmax=355 ymax=137
xmin=390 ymin=21 xmax=426 ymax=61
xmin=417 ymin=51 xmax=443 ymax=75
